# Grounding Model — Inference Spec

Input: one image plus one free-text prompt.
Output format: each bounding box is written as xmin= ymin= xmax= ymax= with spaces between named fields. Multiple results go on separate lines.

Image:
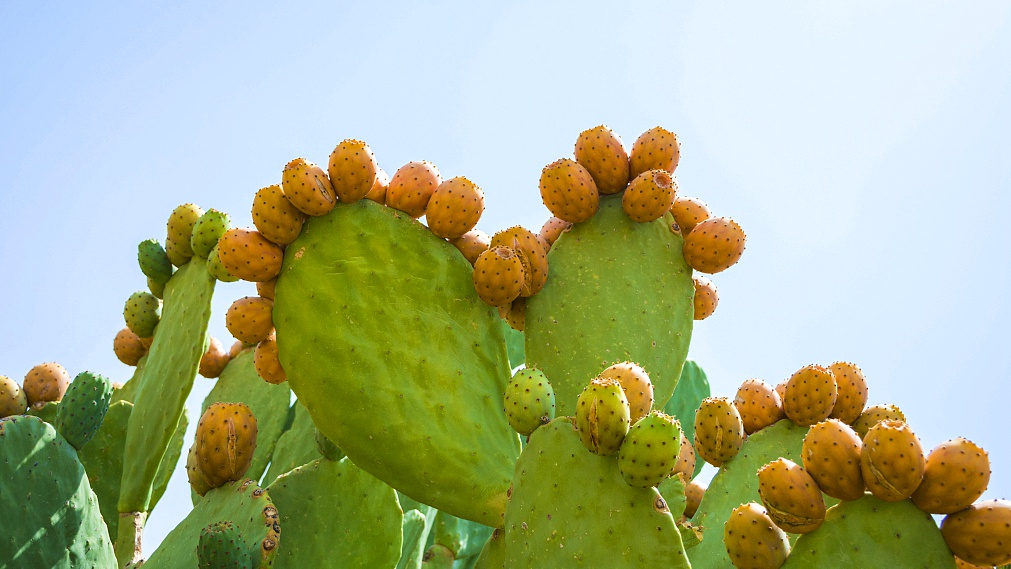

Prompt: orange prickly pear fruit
xmin=0 ymin=375 xmax=27 ymax=418
xmin=802 ymin=419 xmax=865 ymax=501
xmin=225 ymin=296 xmax=274 ymax=345
xmin=684 ymin=481 xmax=705 ymax=519
xmin=186 ymin=444 xmax=214 ymax=497
xmin=114 ymin=327 xmax=148 ymax=367
xmin=671 ymin=432 xmax=697 ymax=481
xmin=774 ymin=381 xmax=787 ymax=401
xmin=251 ymin=184 xmax=306 ymax=246
xmin=573 ymin=125 xmax=630 ymax=195
xmin=723 ymin=503 xmax=791 ymax=569
xmin=953 ymin=558 xmax=992 ymax=569
xmin=622 ymin=169 xmax=677 ymax=223
xmin=255 ymin=332 xmax=286 ymax=385
xmin=941 ymin=500 xmax=1011 ymax=566
xmin=366 ymin=167 xmax=390 ymax=204
xmin=851 ymin=404 xmax=906 ymax=438
xmin=598 ymin=361 xmax=654 ymax=425
xmin=758 ymin=458 xmax=826 ymax=534
xmin=198 ymin=337 xmax=230 ymax=379
xmin=449 ymin=229 xmax=490 ymax=266
xmin=682 ymin=216 xmax=747 ymax=274
xmin=282 ymin=157 xmax=336 ymax=216
xmin=828 ymin=361 xmax=868 ymax=424
xmin=694 ymin=396 xmax=746 ymax=466
xmin=387 ymin=161 xmax=442 ymax=218
xmin=24 ymin=362 xmax=71 ymax=407
xmin=167 ymin=203 xmax=204 ymax=260
xmin=539 ymin=158 xmax=599 ymax=224
xmin=861 ymin=420 xmax=925 ymax=502
xmin=195 ymin=402 xmax=258 ymax=488
xmin=734 ymin=379 xmax=784 ymax=434
xmin=575 ymin=377 xmax=631 ymax=456
xmin=328 ymin=139 xmax=378 ymax=203
xmin=670 ymin=195 xmax=711 ymax=235
xmin=629 ymin=126 xmax=680 ymax=178
xmin=490 ymin=226 xmax=548 ymax=297
xmin=693 ymin=275 xmax=719 ymax=320
xmin=503 ymin=297 xmax=526 ymax=332
xmin=539 ymin=216 xmax=571 ymax=248
xmin=217 ymin=228 xmax=284 ymax=283
xmin=782 ymin=364 xmax=838 ymax=427
xmin=911 ymin=437 xmax=991 ymax=514
xmin=228 ymin=341 xmax=245 ymax=360
xmin=256 ymin=278 xmax=276 ymax=301
xmin=472 ymin=246 xmax=526 ymax=307
xmin=426 ymin=176 xmax=485 ymax=239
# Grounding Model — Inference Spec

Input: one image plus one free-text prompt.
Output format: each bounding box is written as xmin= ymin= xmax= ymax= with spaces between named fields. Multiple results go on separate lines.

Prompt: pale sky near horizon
xmin=2 ymin=1 xmax=1010 ymax=555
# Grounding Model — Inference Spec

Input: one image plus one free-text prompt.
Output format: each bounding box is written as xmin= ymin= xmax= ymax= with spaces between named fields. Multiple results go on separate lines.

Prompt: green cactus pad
xmin=191 ymin=209 xmax=232 ymax=259
xmin=314 ymin=426 xmax=344 ymax=461
xmin=274 ymin=199 xmax=520 ymax=527
xmin=398 ymin=507 xmax=436 ymax=569
xmin=421 ymin=544 xmax=455 ymax=568
xmin=198 ymin=521 xmax=252 ymax=569
xmin=76 ymin=399 xmax=131 ymax=537
xmin=55 ymin=371 xmax=113 ymax=449
xmin=472 ymin=529 xmax=505 ymax=569
xmin=503 ymin=417 xmax=691 ymax=568
xmin=782 ymin=495 xmax=956 ymax=568
xmin=503 ymin=323 xmax=524 ymax=370
xmin=268 ymin=457 xmax=402 ymax=569
xmin=261 ymin=401 xmax=318 ymax=487
xmin=0 ymin=416 xmax=117 ymax=568
xmin=525 ymin=195 xmax=695 ymax=417
xmin=663 ymin=360 xmax=710 ymax=479
xmin=27 ymin=399 xmax=58 ymax=423
xmin=143 ymin=479 xmax=279 ymax=569
xmin=112 ymin=355 xmax=147 ymax=404
xmin=139 ymin=238 xmax=174 ymax=284
xmin=657 ymin=474 xmax=688 ymax=519
xmin=433 ymin=511 xmax=494 ymax=560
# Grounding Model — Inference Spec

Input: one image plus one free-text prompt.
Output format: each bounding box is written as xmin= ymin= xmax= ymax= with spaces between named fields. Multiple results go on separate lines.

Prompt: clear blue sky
xmin=2 ymin=1 xmax=1009 ymax=554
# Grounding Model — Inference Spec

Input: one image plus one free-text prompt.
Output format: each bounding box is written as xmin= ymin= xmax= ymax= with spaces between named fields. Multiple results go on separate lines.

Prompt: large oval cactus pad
xmin=275 ymin=200 xmax=520 ymax=527
xmin=503 ymin=418 xmax=691 ymax=568
xmin=525 ymin=196 xmax=694 ymax=416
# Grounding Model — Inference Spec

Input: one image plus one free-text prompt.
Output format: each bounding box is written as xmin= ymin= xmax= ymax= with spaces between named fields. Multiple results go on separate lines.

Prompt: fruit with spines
xmin=199 ymin=337 xmax=230 ymax=379
xmin=538 ymin=216 xmax=571 ymax=248
xmin=0 ymin=375 xmax=27 ymax=417
xmin=386 ymin=160 xmax=442 ymax=218
xmin=684 ymin=481 xmax=705 ymax=518
xmin=575 ymin=377 xmax=631 ymax=456
xmin=693 ymin=275 xmax=719 ymax=320
xmin=852 ymin=403 xmax=905 ymax=438
xmin=573 ymin=125 xmax=630 ymax=194
xmin=114 ymin=327 xmax=148 ymax=366
xmin=449 ymin=229 xmax=489 ymax=265
xmin=197 ymin=521 xmax=251 ymax=569
xmin=254 ymin=332 xmax=286 ymax=385
xmin=207 ymin=243 xmax=239 ymax=282
xmin=618 ymin=410 xmax=683 ymax=488
xmin=860 ymin=419 xmax=925 ymax=501
xmin=538 ymin=158 xmax=599 ymax=223
xmin=782 ymin=364 xmax=837 ymax=427
xmin=55 ymin=371 xmax=112 ymax=450
xmin=734 ymin=379 xmax=785 ymax=434
xmin=228 ymin=341 xmax=245 ymax=359
xmin=23 ymin=363 xmax=70 ymax=407
xmin=940 ymin=499 xmax=1011 ymax=566
xmin=282 ymin=157 xmax=336 ymax=216
xmin=757 ymin=457 xmax=826 ymax=533
xmin=256 ymin=279 xmax=276 ymax=301
xmin=217 ymin=228 xmax=284 ymax=282
xmin=682 ymin=216 xmax=747 ymax=274
xmin=490 ymin=226 xmax=548 ymax=297
xmin=167 ymin=203 xmax=204 ymax=259
xmin=801 ymin=419 xmax=865 ymax=501
xmin=694 ymin=396 xmax=746 ymax=466
xmin=194 ymin=402 xmax=258 ymax=488
xmin=138 ymin=238 xmax=173 ymax=284
xmin=366 ymin=167 xmax=389 ymax=204
xmin=911 ymin=437 xmax=990 ymax=514
xmin=598 ymin=361 xmax=654 ymax=424
xmin=124 ymin=290 xmax=162 ymax=338
xmin=502 ymin=368 xmax=555 ymax=436
xmin=328 ymin=139 xmax=378 ymax=203
xmin=503 ymin=296 xmax=526 ymax=332
xmin=723 ymin=502 xmax=791 ymax=569
xmin=165 ymin=236 xmax=191 ymax=267
xmin=225 ymin=296 xmax=274 ymax=345
xmin=630 ymin=126 xmax=680 ymax=178
xmin=186 ymin=444 xmax=214 ymax=497
xmin=827 ymin=361 xmax=868 ymax=424
xmin=251 ymin=184 xmax=306 ymax=247
xmin=426 ymin=176 xmax=485 ymax=239
xmin=622 ymin=169 xmax=677 ymax=223
xmin=190 ymin=209 xmax=231 ymax=259
xmin=671 ymin=432 xmax=697 ymax=481
xmin=670 ymin=195 xmax=710 ymax=235
xmin=148 ymin=276 xmax=165 ymax=299
xmin=472 ymin=246 xmax=526 ymax=307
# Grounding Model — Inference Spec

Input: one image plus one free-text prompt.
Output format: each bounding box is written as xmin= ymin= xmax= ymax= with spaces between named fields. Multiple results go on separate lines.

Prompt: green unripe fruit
xmin=191 ymin=209 xmax=232 ymax=259
xmin=314 ymin=426 xmax=344 ymax=461
xmin=208 ymin=244 xmax=239 ymax=282
xmin=617 ymin=411 xmax=682 ymax=488
xmin=503 ymin=368 xmax=555 ymax=436
xmin=55 ymin=371 xmax=112 ymax=450
xmin=167 ymin=203 xmax=204 ymax=258
xmin=198 ymin=521 xmax=252 ymax=569
xmin=148 ymin=276 xmax=165 ymax=299
xmin=0 ymin=375 xmax=28 ymax=417
xmin=124 ymin=291 xmax=161 ymax=338
xmin=138 ymin=238 xmax=174 ymax=284
xmin=575 ymin=377 xmax=630 ymax=456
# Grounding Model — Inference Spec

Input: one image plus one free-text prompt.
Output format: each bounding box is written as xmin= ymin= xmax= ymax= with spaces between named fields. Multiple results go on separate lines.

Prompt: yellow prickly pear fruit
xmin=366 ymin=167 xmax=390 ymax=204
xmin=573 ymin=125 xmax=630 ymax=195
xmin=733 ymin=379 xmax=784 ymax=435
xmin=449 ymin=229 xmax=490 ymax=266
xmin=860 ymin=420 xmax=925 ymax=502
xmin=387 ymin=161 xmax=442 ymax=218
xmin=941 ymin=500 xmax=1011 ymax=566
xmin=684 ymin=481 xmax=705 ymax=519
xmin=851 ymin=403 xmax=905 ymax=438
xmin=694 ymin=396 xmax=746 ymax=467
xmin=774 ymin=381 xmax=787 ymax=401
xmin=670 ymin=195 xmax=711 ymax=235
xmin=539 ymin=158 xmax=599 ymax=224
xmin=252 ymin=184 xmax=306 ymax=246
xmin=598 ymin=361 xmax=654 ymax=424
xmin=782 ymin=365 xmax=838 ymax=427
xmin=503 ymin=297 xmax=526 ymax=332
xmin=622 ymin=169 xmax=677 ymax=223
xmin=801 ymin=419 xmax=865 ymax=501
xmin=195 ymin=402 xmax=258 ymax=488
xmin=575 ymin=377 xmax=631 ymax=456
xmin=228 ymin=340 xmax=245 ymax=360
xmin=198 ymin=337 xmax=230 ymax=379
xmin=225 ymin=296 xmax=274 ymax=345
xmin=167 ymin=203 xmax=204 ymax=259
xmin=682 ymin=216 xmax=747 ymax=274
xmin=629 ymin=126 xmax=680 ymax=178
xmin=539 ymin=217 xmax=571 ymax=249
xmin=426 ymin=176 xmax=486 ymax=239
xmin=490 ymin=226 xmax=548 ymax=297
xmin=282 ymin=157 xmax=336 ymax=216
xmin=23 ymin=362 xmax=70 ymax=407
xmin=953 ymin=557 xmax=992 ymax=569
xmin=186 ymin=444 xmax=214 ymax=497
xmin=472 ymin=246 xmax=526 ymax=307
xmin=827 ymin=361 xmax=868 ymax=424
xmin=671 ymin=432 xmax=697 ymax=481
xmin=758 ymin=458 xmax=826 ymax=534
xmin=327 ymin=139 xmax=378 ymax=203
xmin=114 ymin=327 xmax=148 ymax=367
xmin=911 ymin=437 xmax=991 ymax=514
xmin=217 ymin=228 xmax=284 ymax=283
xmin=692 ymin=275 xmax=719 ymax=320
xmin=723 ymin=503 xmax=791 ymax=569
xmin=0 ymin=375 xmax=28 ymax=418
xmin=165 ymin=236 xmax=192 ymax=268
xmin=207 ymin=243 xmax=239 ymax=283
xmin=256 ymin=278 xmax=276 ymax=301
xmin=254 ymin=332 xmax=286 ymax=385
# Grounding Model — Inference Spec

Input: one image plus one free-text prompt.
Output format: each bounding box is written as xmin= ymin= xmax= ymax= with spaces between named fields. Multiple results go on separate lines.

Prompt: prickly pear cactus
xmin=261 ymin=401 xmax=317 ymax=486
xmin=55 ymin=370 xmax=113 ymax=450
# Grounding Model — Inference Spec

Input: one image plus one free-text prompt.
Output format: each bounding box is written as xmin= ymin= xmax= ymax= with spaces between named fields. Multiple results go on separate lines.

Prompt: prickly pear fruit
xmin=860 ymin=420 xmax=925 ymax=502
xmin=694 ymin=396 xmax=746 ymax=466
xmin=682 ymin=216 xmax=747 ymax=274
xmin=225 ymin=297 xmax=274 ymax=345
xmin=449 ymin=229 xmax=489 ymax=266
xmin=693 ymin=275 xmax=719 ymax=320
xmin=827 ymin=361 xmax=868 ymax=424
xmin=622 ymin=169 xmax=676 ymax=223
xmin=539 ymin=216 xmax=571 ymax=248
xmin=503 ymin=368 xmax=555 ymax=436
xmin=774 ymin=380 xmax=787 ymax=402
xmin=911 ymin=437 xmax=991 ymax=514
xmin=386 ymin=160 xmax=442 ymax=218
xmin=598 ymin=361 xmax=654 ymax=424
xmin=187 ymin=444 xmax=214 ymax=496
xmin=366 ymin=167 xmax=389 ymax=204
xmin=630 ymin=126 xmax=681 ymax=178
xmin=426 ymin=176 xmax=485 ymax=239
xmin=954 ymin=557 xmax=991 ymax=569
xmin=148 ymin=276 xmax=165 ymax=299
xmin=314 ymin=426 xmax=344 ymax=461
xmin=573 ymin=125 xmax=630 ymax=195
xmin=851 ymin=404 xmax=905 ymax=438
xmin=254 ymin=332 xmax=286 ymax=385
xmin=670 ymin=195 xmax=711 ymax=235
xmin=940 ymin=499 xmax=1011 ymax=566
xmin=723 ymin=502 xmax=790 ymax=569
xmin=282 ymin=157 xmax=336 ymax=216
xmin=757 ymin=457 xmax=826 ymax=534
xmin=671 ymin=432 xmax=697 ymax=480
xmin=207 ymin=243 xmax=239 ymax=282
xmin=538 ymin=158 xmax=599 ymax=223
xmin=328 ymin=139 xmax=378 ymax=203
xmin=114 ymin=327 xmax=148 ymax=366
xmin=618 ymin=411 xmax=682 ymax=488
xmin=198 ymin=520 xmax=251 ymax=569
xmin=55 ymin=371 xmax=112 ymax=450
xmin=0 ymin=375 xmax=27 ymax=418
xmin=734 ymin=379 xmax=785 ymax=434
xmin=167 ymin=203 xmax=204 ymax=259
xmin=217 ymin=228 xmax=284 ymax=282
xmin=199 ymin=337 xmax=230 ymax=379
xmin=195 ymin=402 xmax=258 ymax=488
xmin=782 ymin=364 xmax=837 ymax=427
xmin=124 ymin=290 xmax=162 ymax=338
xmin=138 ymin=238 xmax=174 ymax=284
xmin=575 ymin=377 xmax=631 ymax=456
xmin=503 ymin=296 xmax=526 ymax=332
xmin=251 ymin=184 xmax=305 ymax=247
xmin=490 ymin=226 xmax=548 ymax=297
xmin=801 ymin=419 xmax=865 ymax=501
xmin=190 ymin=209 xmax=231 ymax=259
xmin=165 ymin=236 xmax=191 ymax=267
xmin=472 ymin=246 xmax=526 ymax=307
xmin=684 ymin=481 xmax=705 ymax=519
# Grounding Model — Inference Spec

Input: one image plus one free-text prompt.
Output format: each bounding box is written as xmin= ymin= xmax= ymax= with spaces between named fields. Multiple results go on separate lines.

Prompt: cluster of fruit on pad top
xmin=2 ymin=123 xmax=1009 ymax=569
